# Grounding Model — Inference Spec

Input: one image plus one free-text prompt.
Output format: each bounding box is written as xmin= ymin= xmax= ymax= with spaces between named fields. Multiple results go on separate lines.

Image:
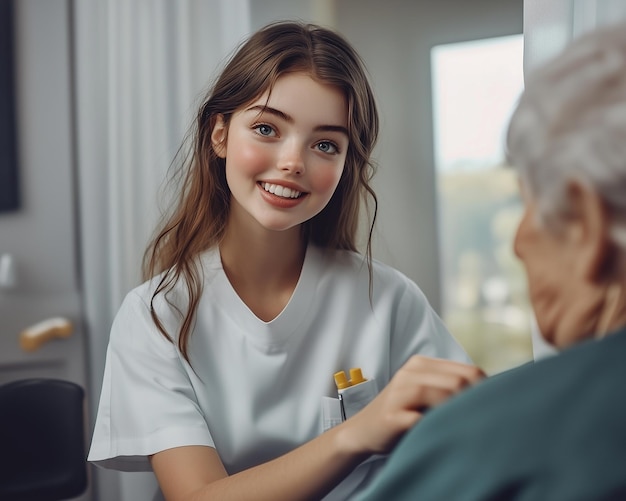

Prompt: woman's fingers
xmin=345 ymin=356 xmax=485 ymax=455
xmin=402 ymin=355 xmax=486 ymax=383
xmin=396 ymin=356 xmax=485 ymax=409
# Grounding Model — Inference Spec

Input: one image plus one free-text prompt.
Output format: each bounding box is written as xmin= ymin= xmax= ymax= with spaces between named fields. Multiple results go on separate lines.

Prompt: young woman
xmin=88 ymin=21 xmax=482 ymax=501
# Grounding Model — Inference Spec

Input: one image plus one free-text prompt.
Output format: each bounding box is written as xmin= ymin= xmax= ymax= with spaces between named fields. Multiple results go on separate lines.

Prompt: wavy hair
xmin=143 ymin=21 xmax=380 ymax=362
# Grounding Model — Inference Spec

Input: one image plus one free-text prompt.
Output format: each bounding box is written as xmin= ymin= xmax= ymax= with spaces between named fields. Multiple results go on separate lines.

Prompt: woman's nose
xmin=278 ymin=140 xmax=305 ymax=175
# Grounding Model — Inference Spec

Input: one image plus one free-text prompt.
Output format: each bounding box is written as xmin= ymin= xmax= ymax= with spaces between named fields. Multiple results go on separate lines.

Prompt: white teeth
xmin=262 ymin=183 xmax=302 ymax=199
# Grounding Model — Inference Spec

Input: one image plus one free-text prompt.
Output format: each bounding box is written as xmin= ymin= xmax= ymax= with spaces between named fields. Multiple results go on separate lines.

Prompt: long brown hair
xmin=143 ymin=21 xmax=380 ymax=362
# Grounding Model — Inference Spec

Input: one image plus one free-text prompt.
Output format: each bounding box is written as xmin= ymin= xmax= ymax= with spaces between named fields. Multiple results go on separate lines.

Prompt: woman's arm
xmin=151 ymin=423 xmax=366 ymax=501
xmin=151 ymin=355 xmax=484 ymax=501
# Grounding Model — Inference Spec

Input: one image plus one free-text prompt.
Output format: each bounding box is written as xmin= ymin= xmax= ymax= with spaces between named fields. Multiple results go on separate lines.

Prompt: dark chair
xmin=0 ymin=378 xmax=88 ymax=500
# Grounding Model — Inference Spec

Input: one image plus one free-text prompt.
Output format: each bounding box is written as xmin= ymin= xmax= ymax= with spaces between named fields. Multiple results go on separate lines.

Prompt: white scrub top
xmin=88 ymin=244 xmax=470 ymax=499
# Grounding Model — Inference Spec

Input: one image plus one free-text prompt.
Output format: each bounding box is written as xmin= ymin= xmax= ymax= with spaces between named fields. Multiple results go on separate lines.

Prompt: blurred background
xmin=1 ymin=0 xmax=624 ymax=499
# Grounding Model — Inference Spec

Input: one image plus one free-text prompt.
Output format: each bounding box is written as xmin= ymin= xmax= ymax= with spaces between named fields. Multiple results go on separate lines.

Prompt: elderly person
xmin=356 ymin=21 xmax=626 ymax=501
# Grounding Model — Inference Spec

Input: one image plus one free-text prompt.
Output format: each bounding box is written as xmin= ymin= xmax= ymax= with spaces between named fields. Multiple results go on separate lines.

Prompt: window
xmin=431 ymin=35 xmax=532 ymax=374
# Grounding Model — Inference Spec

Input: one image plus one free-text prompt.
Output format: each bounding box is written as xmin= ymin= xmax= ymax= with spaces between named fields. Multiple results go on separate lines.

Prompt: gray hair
xmin=506 ymin=22 xmax=626 ymax=248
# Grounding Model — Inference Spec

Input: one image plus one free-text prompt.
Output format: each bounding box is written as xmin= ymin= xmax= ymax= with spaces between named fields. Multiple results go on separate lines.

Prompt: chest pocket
xmin=320 ymin=378 xmax=379 ymax=432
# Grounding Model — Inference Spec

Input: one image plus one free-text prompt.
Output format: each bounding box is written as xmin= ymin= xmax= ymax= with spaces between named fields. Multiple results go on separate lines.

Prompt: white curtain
xmin=73 ymin=1 xmax=249 ymax=499
xmin=524 ymin=0 xmax=626 ymax=75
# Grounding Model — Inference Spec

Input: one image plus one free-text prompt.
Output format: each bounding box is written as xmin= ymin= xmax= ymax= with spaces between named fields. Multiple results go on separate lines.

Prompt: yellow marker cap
xmin=334 ymin=371 xmax=351 ymax=389
xmin=349 ymin=367 xmax=366 ymax=385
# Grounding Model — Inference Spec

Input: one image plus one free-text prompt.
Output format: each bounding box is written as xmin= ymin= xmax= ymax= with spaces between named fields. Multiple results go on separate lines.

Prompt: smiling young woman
xmin=87 ymin=21 xmax=480 ymax=501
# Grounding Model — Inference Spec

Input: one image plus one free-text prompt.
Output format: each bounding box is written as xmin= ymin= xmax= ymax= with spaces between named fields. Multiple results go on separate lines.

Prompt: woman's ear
xmin=211 ymin=114 xmax=227 ymax=159
xmin=565 ymin=179 xmax=611 ymax=282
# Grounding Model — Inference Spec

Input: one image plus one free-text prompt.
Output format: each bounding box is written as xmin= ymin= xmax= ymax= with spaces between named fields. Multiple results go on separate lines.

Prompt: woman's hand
xmin=341 ymin=356 xmax=485 ymax=455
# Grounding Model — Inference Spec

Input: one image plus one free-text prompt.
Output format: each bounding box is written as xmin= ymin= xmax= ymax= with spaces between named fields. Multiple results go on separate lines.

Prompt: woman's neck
xmin=219 ymin=217 xmax=306 ymax=322
xmin=220 ymin=228 xmax=305 ymax=283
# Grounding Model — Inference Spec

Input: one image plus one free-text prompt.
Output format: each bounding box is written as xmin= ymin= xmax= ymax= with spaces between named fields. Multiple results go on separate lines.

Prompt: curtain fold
xmin=73 ymin=1 xmax=250 ymax=499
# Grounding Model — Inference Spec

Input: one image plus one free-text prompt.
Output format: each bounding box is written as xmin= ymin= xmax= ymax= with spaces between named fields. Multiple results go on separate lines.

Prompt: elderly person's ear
xmin=565 ymin=179 xmax=612 ymax=281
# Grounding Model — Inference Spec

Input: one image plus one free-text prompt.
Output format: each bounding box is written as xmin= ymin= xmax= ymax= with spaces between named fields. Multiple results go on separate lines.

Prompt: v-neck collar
xmin=202 ymin=244 xmax=323 ymax=350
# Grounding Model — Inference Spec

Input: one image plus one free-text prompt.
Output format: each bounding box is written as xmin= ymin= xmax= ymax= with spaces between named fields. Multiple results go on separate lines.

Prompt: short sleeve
xmin=87 ymin=289 xmax=214 ymax=472
xmin=389 ymin=273 xmax=472 ymax=372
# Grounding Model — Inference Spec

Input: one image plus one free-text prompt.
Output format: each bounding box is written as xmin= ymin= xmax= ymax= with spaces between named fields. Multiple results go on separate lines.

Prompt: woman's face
xmin=211 ymin=72 xmax=349 ymax=236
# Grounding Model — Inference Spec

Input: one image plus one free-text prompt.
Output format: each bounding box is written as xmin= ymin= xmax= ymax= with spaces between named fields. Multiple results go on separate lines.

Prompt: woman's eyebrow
xmin=245 ymin=105 xmax=349 ymax=137
xmin=315 ymin=124 xmax=349 ymax=137
xmin=246 ymin=105 xmax=292 ymax=122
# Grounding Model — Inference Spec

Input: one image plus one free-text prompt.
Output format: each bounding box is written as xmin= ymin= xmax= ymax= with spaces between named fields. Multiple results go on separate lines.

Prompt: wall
xmin=249 ymin=0 xmax=335 ymax=28
xmin=0 ymin=2 xmax=76 ymax=294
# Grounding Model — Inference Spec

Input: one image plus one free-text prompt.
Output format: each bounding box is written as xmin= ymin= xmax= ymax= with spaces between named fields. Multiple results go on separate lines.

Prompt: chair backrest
xmin=0 ymin=378 xmax=88 ymax=501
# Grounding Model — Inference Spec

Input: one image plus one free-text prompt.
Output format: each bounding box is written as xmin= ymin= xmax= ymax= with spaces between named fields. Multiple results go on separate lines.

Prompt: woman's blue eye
xmin=255 ymin=124 xmax=275 ymax=136
xmin=317 ymin=141 xmax=338 ymax=154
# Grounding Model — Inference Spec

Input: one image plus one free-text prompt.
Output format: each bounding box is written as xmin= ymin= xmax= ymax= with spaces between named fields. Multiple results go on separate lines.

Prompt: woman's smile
xmin=259 ymin=181 xmax=305 ymax=199
xmin=258 ymin=181 xmax=309 ymax=209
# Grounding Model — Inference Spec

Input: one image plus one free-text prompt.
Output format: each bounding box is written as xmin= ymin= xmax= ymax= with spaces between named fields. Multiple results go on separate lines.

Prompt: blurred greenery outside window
xmin=431 ymin=34 xmax=532 ymax=375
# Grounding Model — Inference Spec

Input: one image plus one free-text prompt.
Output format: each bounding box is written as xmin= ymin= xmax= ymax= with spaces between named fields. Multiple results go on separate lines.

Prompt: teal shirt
xmin=357 ymin=327 xmax=626 ymax=501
